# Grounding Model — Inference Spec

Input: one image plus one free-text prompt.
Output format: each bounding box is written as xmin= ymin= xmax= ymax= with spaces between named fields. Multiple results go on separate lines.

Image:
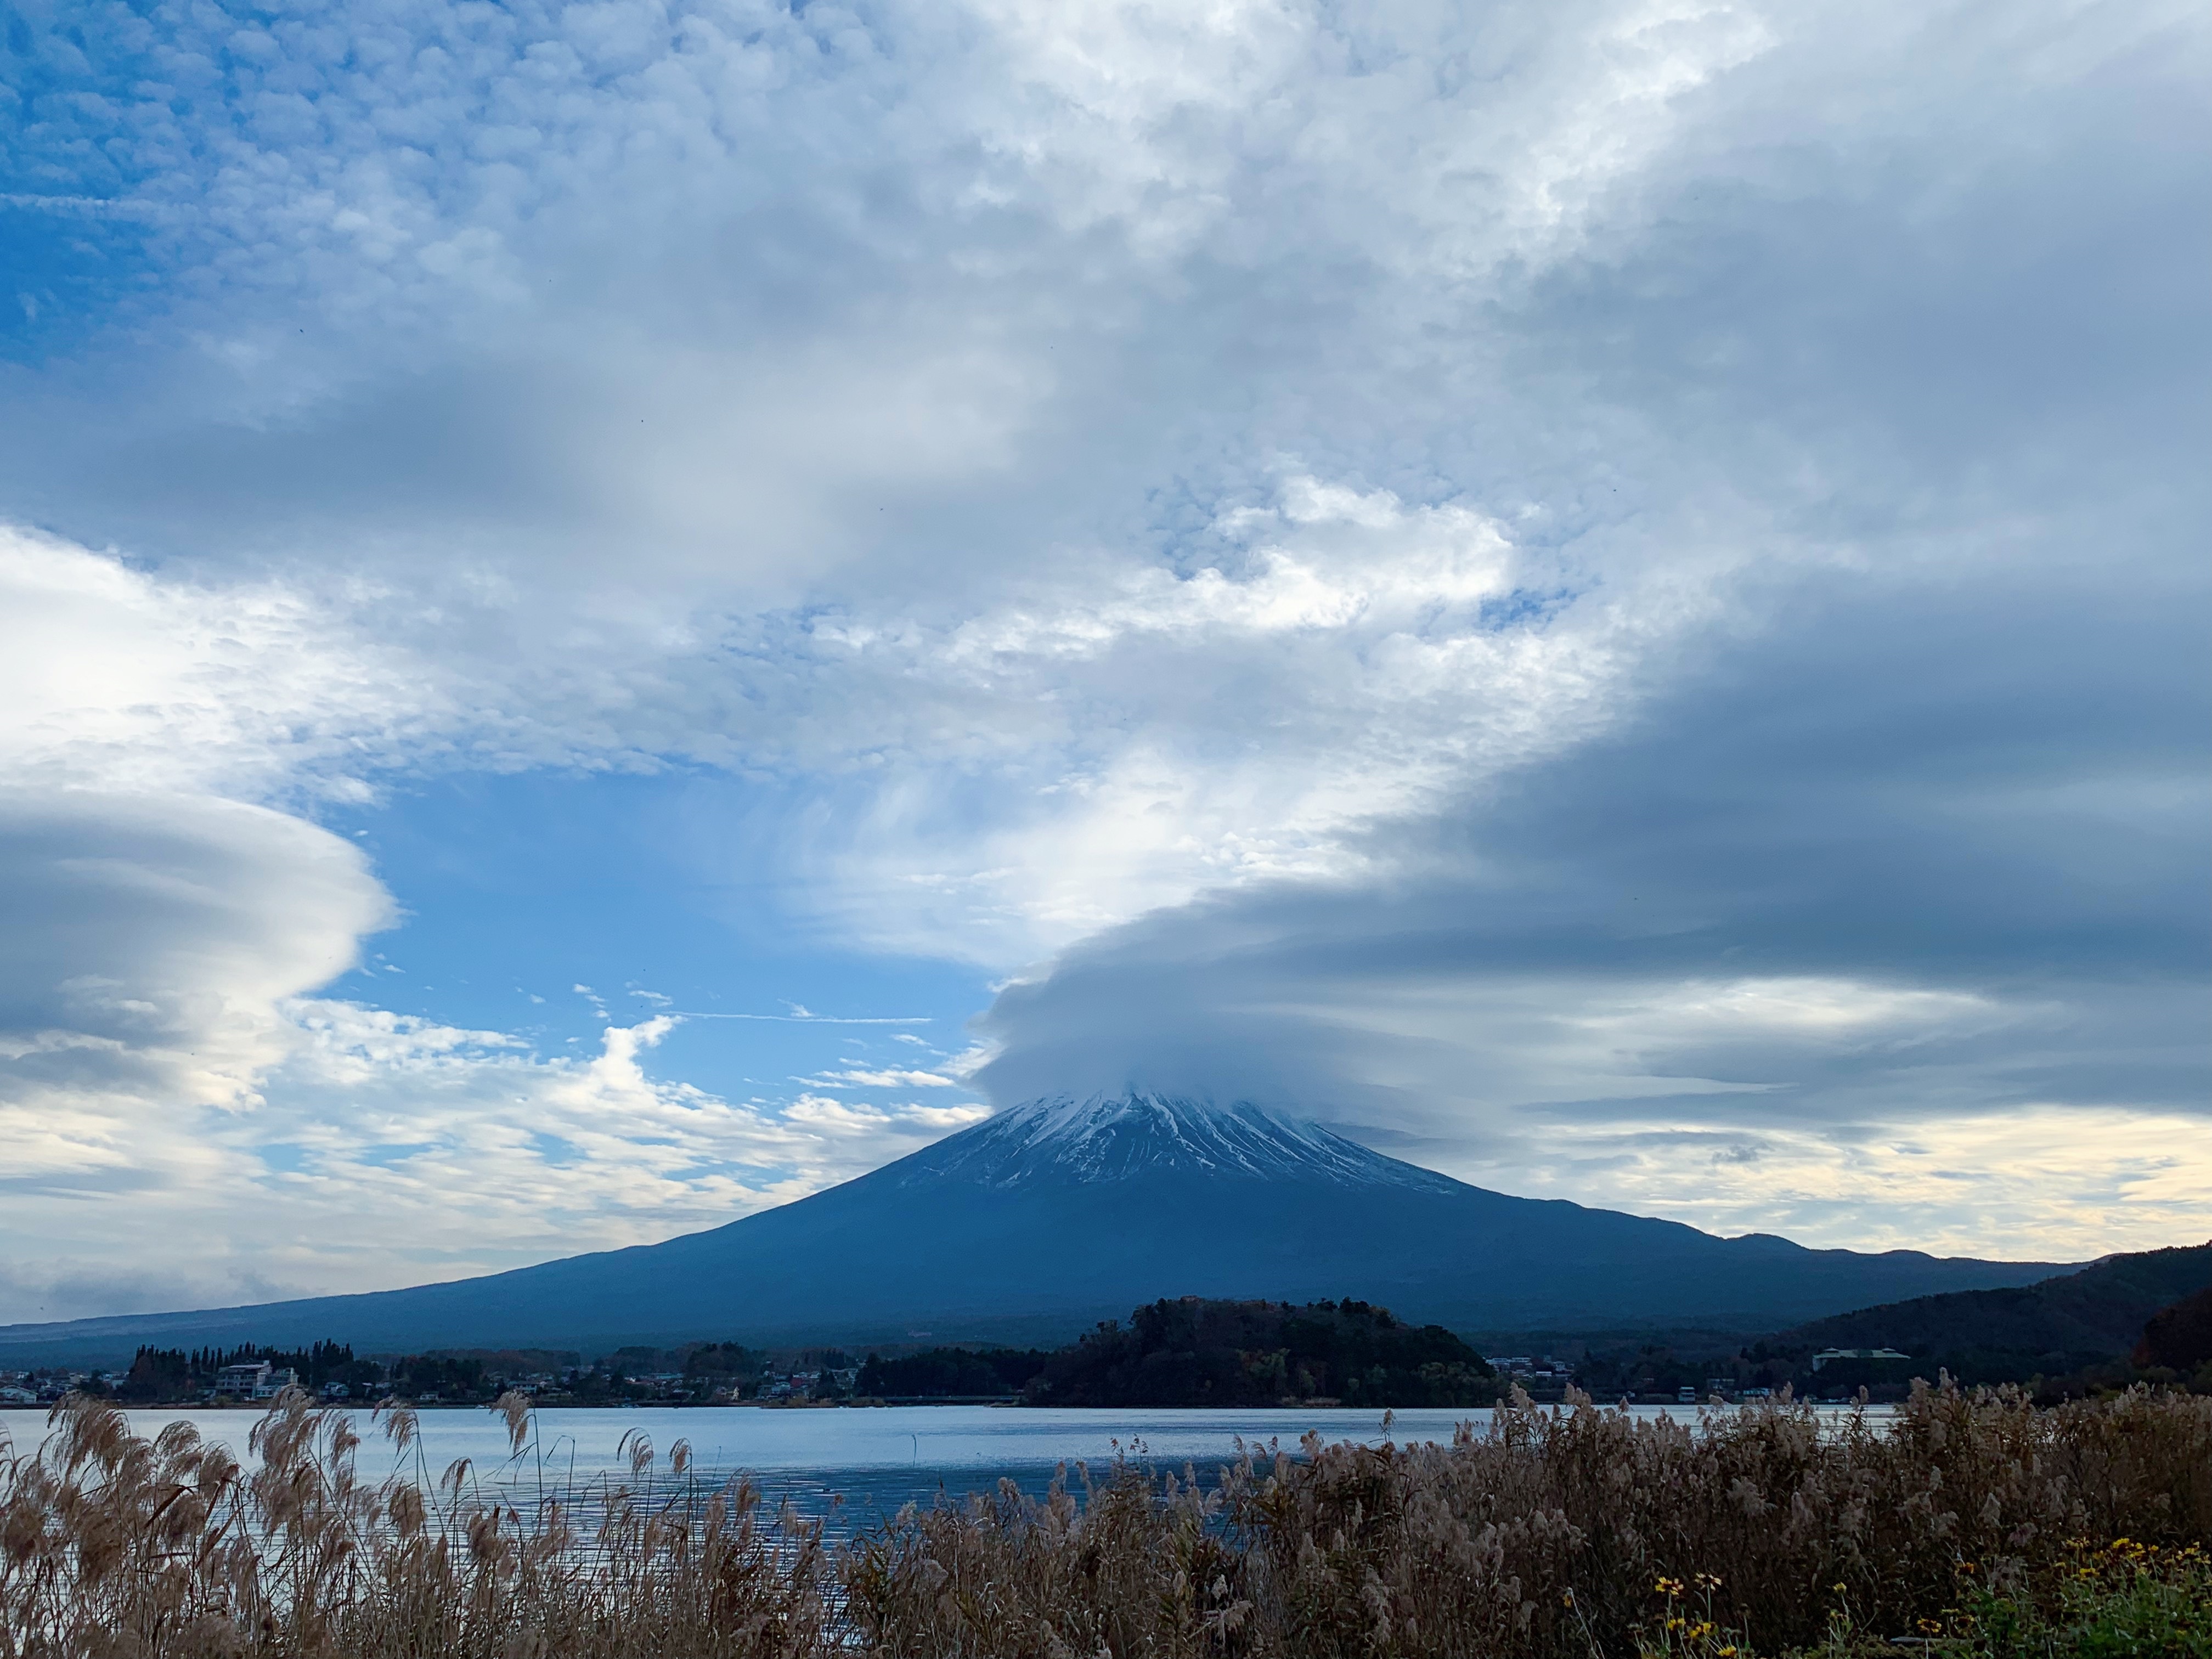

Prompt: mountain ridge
xmin=0 ymin=1092 xmax=2080 ymax=1364
xmin=1765 ymin=1241 xmax=2212 ymax=1380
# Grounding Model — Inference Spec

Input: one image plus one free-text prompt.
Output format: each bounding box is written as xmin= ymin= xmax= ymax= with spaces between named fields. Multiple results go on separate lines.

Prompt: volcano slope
xmin=0 ymin=1093 xmax=2073 ymax=1362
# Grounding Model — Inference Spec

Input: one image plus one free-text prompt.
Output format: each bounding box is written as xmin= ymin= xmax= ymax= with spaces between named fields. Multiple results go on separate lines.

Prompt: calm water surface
xmin=3 ymin=1401 xmax=1893 ymax=1528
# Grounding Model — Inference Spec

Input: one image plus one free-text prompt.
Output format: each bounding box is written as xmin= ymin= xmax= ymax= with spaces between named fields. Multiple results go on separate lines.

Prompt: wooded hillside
xmin=1023 ymin=1296 xmax=1496 ymax=1408
xmin=1767 ymin=1242 xmax=2212 ymax=1385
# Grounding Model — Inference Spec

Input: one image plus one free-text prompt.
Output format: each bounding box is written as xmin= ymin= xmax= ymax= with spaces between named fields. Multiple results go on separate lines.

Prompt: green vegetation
xmin=854 ymin=1346 xmax=1047 ymax=1398
xmin=2140 ymin=1286 xmax=2212 ymax=1375
xmin=40 ymin=1243 xmax=2210 ymax=1414
xmin=1020 ymin=1295 xmax=1496 ymax=1407
xmin=116 ymin=1340 xmax=377 ymax=1402
xmin=35 ymin=1342 xmax=866 ymax=1407
xmin=682 ymin=1341 xmax=766 ymax=1381
xmin=388 ymin=1352 xmax=513 ymax=1400
xmin=850 ymin=1298 xmax=1494 ymax=1406
xmin=1628 ymin=1541 xmax=2212 ymax=1659
xmin=839 ymin=1298 xmax=1492 ymax=1406
xmin=1762 ymin=1242 xmax=2212 ymax=1395
xmin=1928 ymin=1539 xmax=2212 ymax=1659
xmin=1516 ymin=1246 xmax=2212 ymax=1405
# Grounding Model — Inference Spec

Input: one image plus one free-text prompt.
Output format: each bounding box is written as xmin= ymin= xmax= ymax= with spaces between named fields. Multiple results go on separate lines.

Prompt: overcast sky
xmin=1 ymin=0 xmax=2204 ymax=1323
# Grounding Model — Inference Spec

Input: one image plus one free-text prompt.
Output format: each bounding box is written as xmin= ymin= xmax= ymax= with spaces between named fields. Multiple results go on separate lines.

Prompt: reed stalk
xmin=3 ymin=1379 xmax=2205 ymax=1657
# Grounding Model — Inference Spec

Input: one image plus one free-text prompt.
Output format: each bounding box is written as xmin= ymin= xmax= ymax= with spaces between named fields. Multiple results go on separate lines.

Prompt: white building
xmin=213 ymin=1363 xmax=301 ymax=1400
xmin=214 ymin=1362 xmax=270 ymax=1398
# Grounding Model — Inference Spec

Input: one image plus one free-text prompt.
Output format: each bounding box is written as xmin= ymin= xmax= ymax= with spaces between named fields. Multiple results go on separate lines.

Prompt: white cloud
xmin=0 ymin=527 xmax=439 ymax=801
xmin=0 ymin=792 xmax=391 ymax=1147
xmin=1596 ymin=979 xmax=2000 ymax=1040
xmin=1484 ymin=1108 xmax=2212 ymax=1262
xmin=779 ymin=476 xmax=1741 ymax=956
xmin=0 ymin=461 xmax=1730 ymax=975
xmin=981 ymin=933 xmax=2212 ymax=1259
xmin=0 ymin=0 xmax=2201 ymax=1310
xmin=0 ymin=1005 xmax=989 ymax=1323
xmin=0 ymin=521 xmax=1022 ymax=1317
xmin=799 ymin=1068 xmax=962 ymax=1089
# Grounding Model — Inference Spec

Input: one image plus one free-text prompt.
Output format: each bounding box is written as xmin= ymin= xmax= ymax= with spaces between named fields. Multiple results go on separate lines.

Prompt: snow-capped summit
xmin=0 ymin=1087 xmax=2071 ymax=1361
xmin=893 ymin=1091 xmax=1460 ymax=1192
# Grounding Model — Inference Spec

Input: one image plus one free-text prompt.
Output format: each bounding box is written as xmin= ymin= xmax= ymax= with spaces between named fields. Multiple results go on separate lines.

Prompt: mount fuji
xmin=0 ymin=1094 xmax=2070 ymax=1362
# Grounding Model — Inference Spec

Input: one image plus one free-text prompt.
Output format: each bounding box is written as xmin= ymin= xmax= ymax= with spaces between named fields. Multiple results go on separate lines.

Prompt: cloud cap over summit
xmin=976 ymin=553 xmax=2210 ymax=1253
xmin=0 ymin=0 xmax=2203 ymax=1313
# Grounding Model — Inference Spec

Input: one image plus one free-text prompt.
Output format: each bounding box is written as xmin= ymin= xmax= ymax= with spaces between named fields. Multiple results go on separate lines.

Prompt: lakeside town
xmin=10 ymin=1243 xmax=2207 ymax=1414
xmin=0 ymin=1342 xmax=871 ymax=1410
xmin=10 ymin=1280 xmax=2166 ymax=1414
xmin=0 ymin=1349 xmax=1899 ymax=1410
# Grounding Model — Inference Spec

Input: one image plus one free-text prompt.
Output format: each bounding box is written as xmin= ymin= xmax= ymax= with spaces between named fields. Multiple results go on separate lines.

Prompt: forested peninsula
xmin=857 ymin=1296 xmax=1497 ymax=1408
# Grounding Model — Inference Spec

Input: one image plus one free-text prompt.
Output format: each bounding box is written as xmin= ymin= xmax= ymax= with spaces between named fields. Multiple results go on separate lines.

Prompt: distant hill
xmin=1768 ymin=1242 xmax=2212 ymax=1384
xmin=0 ymin=1094 xmax=2075 ymax=1364
xmin=2136 ymin=1285 xmax=2212 ymax=1375
xmin=855 ymin=1346 xmax=1048 ymax=1400
xmin=1026 ymin=1296 xmax=1496 ymax=1408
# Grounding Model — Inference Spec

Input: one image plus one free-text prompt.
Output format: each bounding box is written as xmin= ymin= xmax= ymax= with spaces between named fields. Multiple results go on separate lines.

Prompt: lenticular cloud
xmin=0 ymin=0 xmax=2202 ymax=1310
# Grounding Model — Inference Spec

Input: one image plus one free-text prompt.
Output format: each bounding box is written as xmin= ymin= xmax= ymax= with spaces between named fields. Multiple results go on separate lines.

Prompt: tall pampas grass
xmin=1 ymin=1390 xmax=826 ymax=1657
xmin=4 ymin=1380 xmax=2207 ymax=1656
xmin=840 ymin=1383 xmax=2212 ymax=1657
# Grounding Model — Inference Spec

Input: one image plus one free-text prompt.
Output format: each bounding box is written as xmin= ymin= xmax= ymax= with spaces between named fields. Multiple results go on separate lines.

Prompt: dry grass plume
xmin=3 ymin=1380 xmax=2206 ymax=1657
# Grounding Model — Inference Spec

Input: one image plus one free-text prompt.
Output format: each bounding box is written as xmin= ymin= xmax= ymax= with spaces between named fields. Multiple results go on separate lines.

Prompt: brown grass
xmin=0 ymin=1392 xmax=826 ymax=1658
xmin=4 ymin=1380 xmax=2207 ymax=1657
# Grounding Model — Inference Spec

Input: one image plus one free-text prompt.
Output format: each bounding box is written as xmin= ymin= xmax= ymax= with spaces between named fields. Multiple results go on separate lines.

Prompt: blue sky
xmin=0 ymin=0 xmax=2204 ymax=1322
xmin=330 ymin=770 xmax=989 ymax=1078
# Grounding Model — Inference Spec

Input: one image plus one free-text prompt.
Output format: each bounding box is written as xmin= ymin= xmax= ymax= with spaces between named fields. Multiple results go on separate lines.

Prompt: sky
xmin=0 ymin=0 xmax=2205 ymax=1324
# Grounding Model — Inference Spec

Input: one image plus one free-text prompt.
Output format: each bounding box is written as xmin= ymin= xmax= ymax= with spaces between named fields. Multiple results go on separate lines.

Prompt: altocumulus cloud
xmin=0 ymin=530 xmax=993 ymax=1318
xmin=0 ymin=0 xmax=2204 ymax=1316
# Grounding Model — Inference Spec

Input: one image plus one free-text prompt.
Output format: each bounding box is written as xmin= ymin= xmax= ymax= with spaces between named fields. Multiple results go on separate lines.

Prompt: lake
xmin=1 ymin=1400 xmax=1892 ymax=1530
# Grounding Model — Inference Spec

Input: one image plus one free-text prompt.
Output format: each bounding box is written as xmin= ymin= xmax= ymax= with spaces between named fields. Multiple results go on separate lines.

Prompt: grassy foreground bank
xmin=3 ymin=1384 xmax=2207 ymax=1658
